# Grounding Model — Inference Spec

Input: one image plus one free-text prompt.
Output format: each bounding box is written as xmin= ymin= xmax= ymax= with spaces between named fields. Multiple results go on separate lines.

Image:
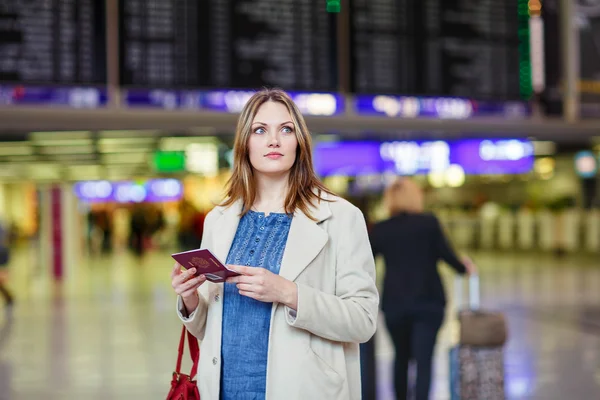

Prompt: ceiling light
xmin=45 ymin=154 xmax=97 ymax=161
xmin=102 ymin=153 xmax=148 ymax=164
xmin=98 ymin=145 xmax=153 ymax=153
xmin=98 ymin=137 xmax=157 ymax=146
xmin=66 ymin=165 xmax=104 ymax=181
xmin=38 ymin=145 xmax=95 ymax=154
xmin=30 ymin=131 xmax=92 ymax=145
xmin=160 ymin=136 xmax=219 ymax=151
xmin=28 ymin=164 xmax=62 ymax=180
xmin=98 ymin=130 xmax=160 ymax=138
xmin=0 ymin=143 xmax=33 ymax=156
xmin=445 ymin=164 xmax=466 ymax=188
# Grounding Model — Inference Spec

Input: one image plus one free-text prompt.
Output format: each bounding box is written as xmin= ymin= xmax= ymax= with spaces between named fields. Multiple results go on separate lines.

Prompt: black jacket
xmin=370 ymin=212 xmax=466 ymax=316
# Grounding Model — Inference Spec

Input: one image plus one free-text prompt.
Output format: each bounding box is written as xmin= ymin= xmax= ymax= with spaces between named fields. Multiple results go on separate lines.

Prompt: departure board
xmin=119 ymin=0 xmax=337 ymax=91
xmin=542 ymin=0 xmax=600 ymax=116
xmin=0 ymin=0 xmax=106 ymax=85
xmin=350 ymin=0 xmax=521 ymax=100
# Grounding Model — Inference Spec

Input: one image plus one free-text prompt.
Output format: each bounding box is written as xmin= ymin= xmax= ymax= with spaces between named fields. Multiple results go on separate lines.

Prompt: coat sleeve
xmin=285 ymin=205 xmax=379 ymax=343
xmin=175 ymin=209 xmax=218 ymax=340
xmin=432 ymin=215 xmax=467 ymax=274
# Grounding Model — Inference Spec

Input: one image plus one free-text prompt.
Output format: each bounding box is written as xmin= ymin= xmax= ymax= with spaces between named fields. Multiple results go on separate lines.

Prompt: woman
xmin=370 ymin=178 xmax=475 ymax=400
xmin=170 ymin=88 xmax=379 ymax=400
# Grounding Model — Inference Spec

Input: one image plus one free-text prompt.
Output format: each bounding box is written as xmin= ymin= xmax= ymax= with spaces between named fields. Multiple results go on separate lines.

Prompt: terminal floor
xmin=1 ymin=247 xmax=600 ymax=399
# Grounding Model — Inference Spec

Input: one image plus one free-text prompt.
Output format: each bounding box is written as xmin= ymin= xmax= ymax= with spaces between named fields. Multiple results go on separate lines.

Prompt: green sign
xmin=153 ymin=151 xmax=185 ymax=173
xmin=326 ymin=0 xmax=340 ymax=13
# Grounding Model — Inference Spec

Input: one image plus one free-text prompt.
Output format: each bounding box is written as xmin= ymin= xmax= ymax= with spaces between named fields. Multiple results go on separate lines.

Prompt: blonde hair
xmin=220 ymin=88 xmax=335 ymax=220
xmin=383 ymin=178 xmax=424 ymax=214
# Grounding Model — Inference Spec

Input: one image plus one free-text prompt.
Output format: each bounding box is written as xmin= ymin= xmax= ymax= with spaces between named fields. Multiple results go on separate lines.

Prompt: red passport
xmin=171 ymin=249 xmax=239 ymax=283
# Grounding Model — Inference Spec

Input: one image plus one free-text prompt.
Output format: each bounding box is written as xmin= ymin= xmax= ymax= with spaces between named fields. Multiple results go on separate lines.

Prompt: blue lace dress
xmin=220 ymin=211 xmax=292 ymax=400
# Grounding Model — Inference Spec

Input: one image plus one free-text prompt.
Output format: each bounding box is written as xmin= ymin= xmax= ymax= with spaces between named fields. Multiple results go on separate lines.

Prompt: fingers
xmin=238 ymin=290 xmax=260 ymax=301
xmin=172 ymin=267 xmax=197 ymax=287
xmin=235 ymin=283 xmax=255 ymax=292
xmin=175 ymin=275 xmax=206 ymax=296
xmin=170 ymin=262 xmax=182 ymax=279
xmin=227 ymin=265 xmax=260 ymax=275
xmin=226 ymin=275 xmax=256 ymax=284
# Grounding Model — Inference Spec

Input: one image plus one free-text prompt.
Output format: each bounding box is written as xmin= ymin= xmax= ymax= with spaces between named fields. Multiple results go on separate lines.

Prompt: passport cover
xmin=171 ymin=249 xmax=239 ymax=283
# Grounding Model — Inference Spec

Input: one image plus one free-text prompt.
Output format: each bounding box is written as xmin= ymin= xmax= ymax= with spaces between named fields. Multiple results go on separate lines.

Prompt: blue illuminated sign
xmin=123 ymin=89 xmax=345 ymax=116
xmin=123 ymin=89 xmax=528 ymax=119
xmin=74 ymin=179 xmax=183 ymax=203
xmin=314 ymin=139 xmax=534 ymax=176
xmin=354 ymin=95 xmax=530 ymax=119
xmin=0 ymin=85 xmax=107 ymax=107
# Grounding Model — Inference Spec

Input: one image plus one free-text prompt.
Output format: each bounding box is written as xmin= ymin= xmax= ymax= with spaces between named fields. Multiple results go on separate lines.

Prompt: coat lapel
xmin=211 ymin=200 xmax=242 ymax=263
xmin=279 ymin=197 xmax=332 ymax=283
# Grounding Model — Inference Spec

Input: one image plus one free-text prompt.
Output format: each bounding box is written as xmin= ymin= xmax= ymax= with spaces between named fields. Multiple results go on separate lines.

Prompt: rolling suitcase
xmin=449 ymin=274 xmax=507 ymax=400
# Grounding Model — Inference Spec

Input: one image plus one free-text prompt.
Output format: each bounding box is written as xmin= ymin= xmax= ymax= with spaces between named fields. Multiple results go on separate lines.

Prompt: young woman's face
xmin=248 ymin=101 xmax=298 ymax=177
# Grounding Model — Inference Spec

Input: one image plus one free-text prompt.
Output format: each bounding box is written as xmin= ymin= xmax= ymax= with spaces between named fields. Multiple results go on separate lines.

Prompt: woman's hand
xmin=171 ymin=263 xmax=207 ymax=315
xmin=461 ymin=255 xmax=478 ymax=275
xmin=226 ymin=265 xmax=298 ymax=310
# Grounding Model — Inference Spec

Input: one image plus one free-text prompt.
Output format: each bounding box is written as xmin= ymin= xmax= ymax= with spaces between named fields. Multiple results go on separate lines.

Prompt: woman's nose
xmin=267 ymin=132 xmax=280 ymax=147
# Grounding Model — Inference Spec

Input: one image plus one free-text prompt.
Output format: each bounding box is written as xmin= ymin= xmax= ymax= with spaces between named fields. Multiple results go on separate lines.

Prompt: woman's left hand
xmin=226 ymin=265 xmax=298 ymax=310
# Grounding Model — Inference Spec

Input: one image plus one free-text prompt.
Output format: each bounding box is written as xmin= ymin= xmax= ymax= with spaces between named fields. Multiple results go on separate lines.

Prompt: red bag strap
xmin=175 ymin=325 xmax=200 ymax=379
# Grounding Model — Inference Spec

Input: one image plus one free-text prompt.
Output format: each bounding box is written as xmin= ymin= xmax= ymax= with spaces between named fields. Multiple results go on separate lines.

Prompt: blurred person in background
xmin=129 ymin=204 xmax=149 ymax=256
xmin=370 ymin=178 xmax=476 ymax=400
xmin=348 ymin=195 xmax=378 ymax=400
xmin=177 ymin=200 xmax=204 ymax=251
xmin=170 ymin=88 xmax=379 ymax=399
xmin=0 ymin=220 xmax=13 ymax=311
xmin=97 ymin=208 xmax=113 ymax=254
xmin=146 ymin=204 xmax=166 ymax=250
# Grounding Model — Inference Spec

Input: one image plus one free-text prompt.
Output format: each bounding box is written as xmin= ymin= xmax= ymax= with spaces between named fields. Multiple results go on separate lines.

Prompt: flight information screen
xmin=314 ymin=139 xmax=534 ymax=176
xmin=350 ymin=0 xmax=521 ymax=99
xmin=0 ymin=0 xmax=106 ymax=85
xmin=119 ymin=0 xmax=338 ymax=91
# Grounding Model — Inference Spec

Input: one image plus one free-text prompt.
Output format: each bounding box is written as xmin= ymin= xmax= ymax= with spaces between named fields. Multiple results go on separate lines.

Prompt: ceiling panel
xmin=0 ymin=107 xmax=598 ymax=142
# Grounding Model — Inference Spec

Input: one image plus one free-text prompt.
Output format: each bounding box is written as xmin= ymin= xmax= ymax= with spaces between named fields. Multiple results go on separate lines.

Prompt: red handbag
xmin=166 ymin=326 xmax=200 ymax=400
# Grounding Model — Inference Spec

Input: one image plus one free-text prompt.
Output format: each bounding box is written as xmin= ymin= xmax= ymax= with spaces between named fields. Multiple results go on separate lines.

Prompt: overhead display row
xmin=0 ymin=0 xmax=528 ymax=101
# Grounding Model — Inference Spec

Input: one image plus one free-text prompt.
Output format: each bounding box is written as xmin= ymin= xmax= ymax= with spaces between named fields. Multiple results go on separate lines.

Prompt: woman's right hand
xmin=461 ymin=255 xmax=478 ymax=275
xmin=171 ymin=263 xmax=207 ymax=315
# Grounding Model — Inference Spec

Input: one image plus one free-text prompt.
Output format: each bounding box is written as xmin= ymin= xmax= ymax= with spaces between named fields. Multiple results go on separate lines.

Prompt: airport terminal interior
xmin=2 ymin=0 xmax=600 ymax=399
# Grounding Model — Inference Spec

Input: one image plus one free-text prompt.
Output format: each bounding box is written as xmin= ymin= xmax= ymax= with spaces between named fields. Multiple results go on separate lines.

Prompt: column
xmin=38 ymin=184 xmax=80 ymax=281
xmin=106 ymin=0 xmax=121 ymax=107
xmin=560 ymin=0 xmax=580 ymax=122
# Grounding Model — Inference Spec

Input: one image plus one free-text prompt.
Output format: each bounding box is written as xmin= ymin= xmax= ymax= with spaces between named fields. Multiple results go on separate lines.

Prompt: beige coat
xmin=176 ymin=193 xmax=379 ymax=399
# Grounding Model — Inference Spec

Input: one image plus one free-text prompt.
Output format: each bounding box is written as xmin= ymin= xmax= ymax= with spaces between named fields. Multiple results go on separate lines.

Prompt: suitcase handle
xmin=454 ymin=273 xmax=480 ymax=310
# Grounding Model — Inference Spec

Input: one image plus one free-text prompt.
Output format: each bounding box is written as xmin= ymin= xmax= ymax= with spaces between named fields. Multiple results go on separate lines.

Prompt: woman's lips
xmin=265 ymin=153 xmax=283 ymax=159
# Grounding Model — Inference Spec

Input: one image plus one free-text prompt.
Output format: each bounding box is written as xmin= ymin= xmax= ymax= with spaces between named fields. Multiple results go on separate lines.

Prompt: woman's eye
xmin=254 ymin=127 xmax=266 ymax=134
xmin=282 ymin=126 xmax=293 ymax=133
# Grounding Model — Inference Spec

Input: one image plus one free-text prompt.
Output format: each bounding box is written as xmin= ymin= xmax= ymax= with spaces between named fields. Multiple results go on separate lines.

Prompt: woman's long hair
xmin=220 ymin=88 xmax=335 ymax=220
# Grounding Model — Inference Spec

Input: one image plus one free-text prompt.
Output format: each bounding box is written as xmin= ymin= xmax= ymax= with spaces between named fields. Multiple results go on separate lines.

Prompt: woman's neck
xmin=253 ymin=173 xmax=289 ymax=215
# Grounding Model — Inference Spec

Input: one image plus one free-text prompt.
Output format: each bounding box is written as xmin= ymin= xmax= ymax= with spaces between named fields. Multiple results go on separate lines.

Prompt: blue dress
xmin=220 ymin=210 xmax=292 ymax=400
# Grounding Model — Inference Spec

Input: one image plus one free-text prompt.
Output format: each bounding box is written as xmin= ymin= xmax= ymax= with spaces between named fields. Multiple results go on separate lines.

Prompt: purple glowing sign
xmin=123 ymin=89 xmax=345 ymax=116
xmin=0 ymin=85 xmax=107 ymax=107
xmin=314 ymin=139 xmax=534 ymax=176
xmin=200 ymin=90 xmax=345 ymax=116
xmin=74 ymin=179 xmax=183 ymax=203
xmin=354 ymin=95 xmax=530 ymax=119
